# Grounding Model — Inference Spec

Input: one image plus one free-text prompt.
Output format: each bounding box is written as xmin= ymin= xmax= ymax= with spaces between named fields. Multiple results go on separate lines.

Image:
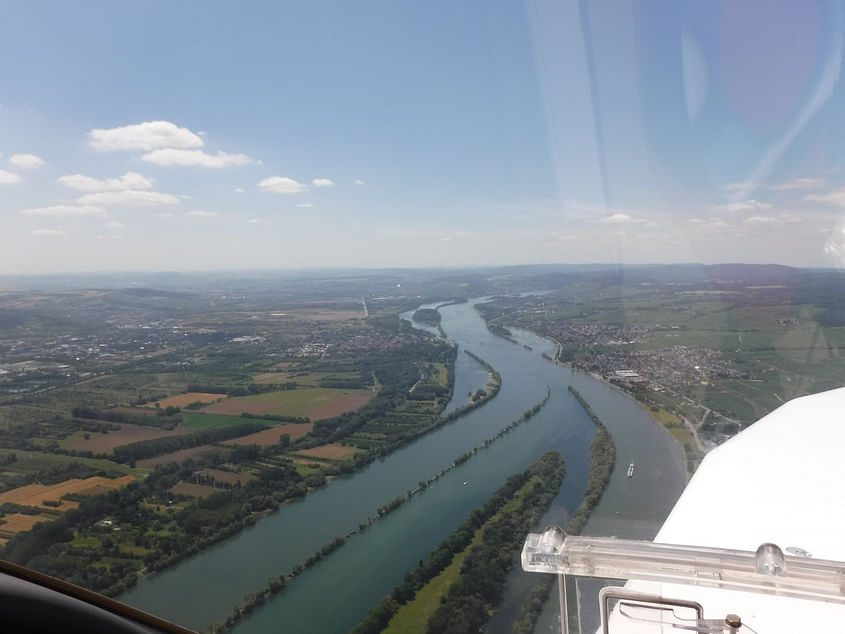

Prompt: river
xmin=120 ymin=299 xmax=686 ymax=633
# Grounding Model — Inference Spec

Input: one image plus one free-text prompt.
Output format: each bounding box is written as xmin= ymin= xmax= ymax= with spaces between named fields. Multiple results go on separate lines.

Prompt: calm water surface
xmin=121 ymin=300 xmax=685 ymax=633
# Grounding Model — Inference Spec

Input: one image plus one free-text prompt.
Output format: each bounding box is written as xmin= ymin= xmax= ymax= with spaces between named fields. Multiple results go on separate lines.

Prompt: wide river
xmin=121 ymin=299 xmax=686 ymax=633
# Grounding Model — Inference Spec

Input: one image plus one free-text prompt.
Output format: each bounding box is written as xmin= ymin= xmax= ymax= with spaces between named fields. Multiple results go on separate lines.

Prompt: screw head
xmin=725 ymin=613 xmax=742 ymax=628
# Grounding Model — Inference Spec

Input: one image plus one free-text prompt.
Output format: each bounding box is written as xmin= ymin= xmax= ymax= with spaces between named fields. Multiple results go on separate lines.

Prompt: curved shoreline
xmin=488 ymin=316 xmax=691 ymax=481
xmin=209 ymin=385 xmax=553 ymax=633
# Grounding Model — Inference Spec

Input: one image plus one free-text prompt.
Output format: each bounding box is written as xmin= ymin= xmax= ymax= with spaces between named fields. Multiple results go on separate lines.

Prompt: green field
xmin=384 ymin=477 xmax=540 ymax=632
xmin=220 ymin=386 xmax=373 ymax=418
xmin=385 ymin=547 xmax=472 ymax=633
xmin=0 ymin=449 xmax=146 ymax=478
xmin=430 ymin=362 xmax=449 ymax=387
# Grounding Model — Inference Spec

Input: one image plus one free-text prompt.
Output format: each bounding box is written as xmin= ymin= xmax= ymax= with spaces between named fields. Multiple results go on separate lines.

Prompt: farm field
xmin=150 ymin=392 xmax=227 ymax=408
xmin=252 ymin=372 xmax=288 ymax=385
xmin=136 ymin=445 xmax=230 ymax=468
xmin=0 ymin=475 xmax=135 ymax=511
xmin=222 ymin=423 xmax=314 ymax=447
xmin=202 ymin=387 xmax=373 ymax=420
xmin=195 ymin=468 xmax=254 ymax=485
xmin=63 ymin=423 xmax=192 ymax=454
xmin=292 ymin=444 xmax=360 ymax=461
xmin=0 ymin=513 xmax=47 ymax=536
xmin=0 ymin=450 xmax=143 ymax=479
xmin=180 ymin=412 xmax=256 ymax=430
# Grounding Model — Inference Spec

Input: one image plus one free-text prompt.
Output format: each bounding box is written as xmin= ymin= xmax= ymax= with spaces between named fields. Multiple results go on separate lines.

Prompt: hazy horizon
xmin=4 ymin=2 xmax=845 ymax=273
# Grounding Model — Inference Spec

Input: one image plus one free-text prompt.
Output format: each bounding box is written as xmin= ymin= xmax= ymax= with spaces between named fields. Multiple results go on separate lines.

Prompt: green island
xmin=352 ymin=451 xmax=566 ymax=634
xmin=412 ymin=308 xmax=442 ymax=329
xmin=506 ymin=386 xmax=619 ymax=634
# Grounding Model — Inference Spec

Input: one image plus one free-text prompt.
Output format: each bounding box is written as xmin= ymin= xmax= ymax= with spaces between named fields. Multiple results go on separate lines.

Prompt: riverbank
xmin=517 ymin=320 xmax=695 ymax=480
xmin=120 ymin=299 xmax=685 ymax=633
xmin=475 ymin=299 xmax=699 ymax=478
xmin=209 ymin=385 xmax=552 ymax=633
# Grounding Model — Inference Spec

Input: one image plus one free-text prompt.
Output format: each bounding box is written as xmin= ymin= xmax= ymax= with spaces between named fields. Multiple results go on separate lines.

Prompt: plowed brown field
xmin=222 ymin=423 xmax=314 ymax=447
xmin=63 ymin=423 xmax=191 ymax=454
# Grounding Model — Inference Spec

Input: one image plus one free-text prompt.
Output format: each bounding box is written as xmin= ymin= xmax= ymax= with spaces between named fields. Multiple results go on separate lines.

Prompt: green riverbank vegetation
xmin=512 ymin=387 xmax=618 ymax=633
xmin=352 ymin=451 xmax=565 ymax=634
xmin=208 ymin=386 xmax=552 ymax=633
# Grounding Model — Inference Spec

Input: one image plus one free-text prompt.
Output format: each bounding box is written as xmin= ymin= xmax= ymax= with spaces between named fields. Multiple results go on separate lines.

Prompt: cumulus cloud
xmin=597 ymin=213 xmax=644 ymax=224
xmin=312 ymin=178 xmax=334 ymax=187
xmin=743 ymin=214 xmax=799 ymax=226
xmin=248 ymin=218 xmax=260 ymax=224
xmin=9 ymin=154 xmax=45 ymax=169
xmin=771 ymin=177 xmax=825 ymax=191
xmin=723 ymin=181 xmax=759 ymax=197
xmin=688 ymin=218 xmax=729 ymax=228
xmin=259 ymin=176 xmax=308 ymax=194
xmin=234 ymin=187 xmax=246 ymax=193
xmin=89 ymin=121 xmax=203 ymax=151
xmin=353 ymin=179 xmax=365 ymax=185
xmin=104 ymin=220 xmax=124 ymax=228
xmin=21 ymin=205 xmax=105 ymax=217
xmin=31 ymin=228 xmax=66 ymax=236
xmin=58 ymin=171 xmax=153 ymax=192
xmin=142 ymin=148 xmax=256 ymax=168
xmin=187 ymin=210 xmax=218 ymax=217
xmin=713 ymin=199 xmax=772 ymax=213
xmin=78 ymin=190 xmax=180 ymax=207
xmin=296 ymin=202 xmax=315 ymax=208
xmin=0 ymin=169 xmax=21 ymax=184
xmin=804 ymin=190 xmax=845 ymax=207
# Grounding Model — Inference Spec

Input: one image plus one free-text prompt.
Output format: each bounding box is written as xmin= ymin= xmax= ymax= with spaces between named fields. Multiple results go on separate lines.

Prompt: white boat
xmin=627 ymin=463 xmax=635 ymax=478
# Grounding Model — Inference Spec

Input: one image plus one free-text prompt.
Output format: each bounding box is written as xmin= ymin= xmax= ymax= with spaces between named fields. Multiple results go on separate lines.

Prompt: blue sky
xmin=2 ymin=0 xmax=845 ymax=274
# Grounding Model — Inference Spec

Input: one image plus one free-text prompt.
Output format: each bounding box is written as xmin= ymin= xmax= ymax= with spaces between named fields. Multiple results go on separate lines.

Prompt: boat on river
xmin=627 ymin=462 xmax=635 ymax=478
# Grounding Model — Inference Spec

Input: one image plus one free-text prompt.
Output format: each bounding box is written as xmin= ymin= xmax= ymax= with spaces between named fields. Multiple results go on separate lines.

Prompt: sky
xmin=3 ymin=0 xmax=845 ymax=274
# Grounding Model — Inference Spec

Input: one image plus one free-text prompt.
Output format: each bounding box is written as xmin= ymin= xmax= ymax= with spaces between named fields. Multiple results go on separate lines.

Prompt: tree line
xmin=111 ymin=421 xmax=268 ymax=464
xmin=351 ymin=451 xmax=565 ymax=634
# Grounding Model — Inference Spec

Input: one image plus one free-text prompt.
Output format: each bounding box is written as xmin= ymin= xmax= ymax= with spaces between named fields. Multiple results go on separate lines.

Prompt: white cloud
xmin=804 ymin=190 xmax=845 ymax=207
xmin=688 ymin=218 xmax=729 ymax=228
xmin=156 ymin=212 xmax=174 ymax=218
xmin=78 ymin=190 xmax=180 ymax=207
xmin=248 ymin=218 xmax=260 ymax=224
xmin=597 ymin=213 xmax=644 ymax=224
xmin=353 ymin=179 xmax=365 ymax=186
xmin=723 ymin=181 xmax=759 ymax=197
xmin=234 ymin=187 xmax=246 ymax=193
xmin=187 ymin=210 xmax=218 ymax=217
xmin=0 ymin=169 xmax=21 ymax=184
xmin=713 ymin=199 xmax=772 ymax=213
xmin=31 ymin=228 xmax=66 ymax=236
xmin=96 ymin=234 xmax=125 ymax=240
xmin=743 ymin=214 xmax=799 ymax=226
xmin=771 ymin=177 xmax=825 ymax=191
xmin=259 ymin=176 xmax=308 ymax=194
xmin=89 ymin=121 xmax=203 ymax=151
xmin=21 ymin=205 xmax=105 ymax=217
xmin=9 ymin=153 xmax=45 ymax=169
xmin=142 ymin=148 xmax=256 ymax=168
xmin=312 ymin=178 xmax=334 ymax=187
xmin=296 ymin=202 xmax=316 ymax=208
xmin=104 ymin=220 xmax=124 ymax=228
xmin=58 ymin=171 xmax=153 ymax=192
